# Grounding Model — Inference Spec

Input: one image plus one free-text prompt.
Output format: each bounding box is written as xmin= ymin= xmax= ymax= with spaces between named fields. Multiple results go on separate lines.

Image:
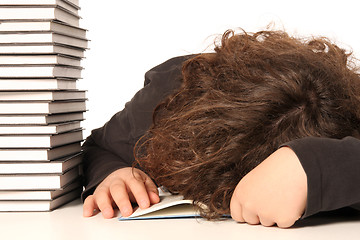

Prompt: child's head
xmin=135 ymin=29 xmax=360 ymax=219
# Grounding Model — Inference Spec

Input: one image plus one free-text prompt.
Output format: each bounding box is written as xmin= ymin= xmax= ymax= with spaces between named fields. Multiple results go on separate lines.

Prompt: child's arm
xmin=230 ymin=147 xmax=307 ymax=228
xmin=230 ymin=136 xmax=360 ymax=228
xmin=81 ymin=56 xmax=190 ymax=217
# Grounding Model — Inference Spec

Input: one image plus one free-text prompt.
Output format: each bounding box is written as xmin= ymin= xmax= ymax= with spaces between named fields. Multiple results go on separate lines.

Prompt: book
xmin=119 ymin=194 xmax=199 ymax=221
xmin=0 ymin=180 xmax=81 ymax=200
xmin=0 ymin=6 xmax=80 ymax=27
xmin=0 ymin=32 xmax=88 ymax=49
xmin=0 ymin=65 xmax=82 ymax=78
xmin=0 ymin=100 xmax=86 ymax=114
xmin=0 ymin=142 xmax=81 ymax=161
xmin=0 ymin=112 xmax=84 ymax=124
xmin=0 ymin=130 xmax=83 ymax=148
xmin=0 ymin=152 xmax=82 ymax=174
xmin=0 ymin=54 xmax=81 ymax=67
xmin=0 ymin=186 xmax=82 ymax=211
xmin=0 ymin=90 xmax=86 ymax=101
xmin=0 ymin=0 xmax=80 ymax=15
xmin=0 ymin=20 xmax=87 ymax=39
xmin=0 ymin=78 xmax=77 ymax=91
xmin=0 ymin=121 xmax=81 ymax=134
xmin=0 ymin=166 xmax=80 ymax=190
xmin=0 ymin=43 xmax=85 ymax=58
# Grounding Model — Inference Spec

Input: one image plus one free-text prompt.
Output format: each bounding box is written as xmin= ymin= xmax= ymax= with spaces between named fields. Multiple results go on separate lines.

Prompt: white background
xmin=78 ymin=0 xmax=360 ymax=138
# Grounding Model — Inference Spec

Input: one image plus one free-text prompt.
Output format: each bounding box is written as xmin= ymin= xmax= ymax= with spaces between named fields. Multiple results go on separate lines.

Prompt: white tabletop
xmin=1 ymin=198 xmax=359 ymax=240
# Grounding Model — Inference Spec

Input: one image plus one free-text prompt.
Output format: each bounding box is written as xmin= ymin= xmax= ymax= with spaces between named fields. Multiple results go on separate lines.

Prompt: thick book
xmin=0 ymin=180 xmax=81 ymax=200
xmin=0 ymin=6 xmax=80 ymax=27
xmin=0 ymin=20 xmax=86 ymax=39
xmin=0 ymin=65 xmax=82 ymax=78
xmin=0 ymin=32 xmax=88 ymax=49
xmin=0 ymin=165 xmax=80 ymax=190
xmin=0 ymin=54 xmax=81 ymax=67
xmin=0 ymin=142 xmax=81 ymax=161
xmin=0 ymin=90 xmax=86 ymax=101
xmin=0 ymin=121 xmax=81 ymax=134
xmin=0 ymin=152 xmax=82 ymax=174
xmin=0 ymin=112 xmax=84 ymax=124
xmin=0 ymin=186 xmax=82 ymax=211
xmin=0 ymin=0 xmax=80 ymax=15
xmin=0 ymin=78 xmax=77 ymax=91
xmin=0 ymin=100 xmax=86 ymax=114
xmin=0 ymin=130 xmax=83 ymax=148
xmin=119 ymin=194 xmax=199 ymax=221
xmin=0 ymin=43 xmax=85 ymax=58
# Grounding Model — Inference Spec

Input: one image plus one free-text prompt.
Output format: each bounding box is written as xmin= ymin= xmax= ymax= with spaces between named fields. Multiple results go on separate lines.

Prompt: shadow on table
xmin=293 ymin=208 xmax=360 ymax=228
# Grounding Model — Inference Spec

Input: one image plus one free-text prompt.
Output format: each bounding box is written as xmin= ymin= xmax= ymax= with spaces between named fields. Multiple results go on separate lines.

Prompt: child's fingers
xmin=144 ymin=176 xmax=160 ymax=204
xmin=229 ymin=196 xmax=245 ymax=223
xmin=94 ymin=187 xmax=115 ymax=219
xmin=109 ymin=181 xmax=133 ymax=217
xmin=127 ymin=177 xmax=152 ymax=209
xmin=83 ymin=195 xmax=98 ymax=217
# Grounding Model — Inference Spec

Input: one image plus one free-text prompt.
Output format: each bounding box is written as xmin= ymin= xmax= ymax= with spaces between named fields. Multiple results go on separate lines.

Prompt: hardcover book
xmin=0 ymin=100 xmax=86 ymax=114
xmin=0 ymin=90 xmax=86 ymax=101
xmin=0 ymin=54 xmax=82 ymax=67
xmin=0 ymin=65 xmax=82 ymax=78
xmin=0 ymin=20 xmax=87 ymax=39
xmin=0 ymin=78 xmax=77 ymax=91
xmin=0 ymin=43 xmax=85 ymax=58
xmin=0 ymin=142 xmax=81 ymax=161
xmin=0 ymin=186 xmax=82 ymax=211
xmin=0 ymin=130 xmax=83 ymax=148
xmin=0 ymin=121 xmax=81 ymax=134
xmin=0 ymin=6 xmax=80 ymax=27
xmin=0 ymin=166 xmax=80 ymax=190
xmin=0 ymin=180 xmax=81 ymax=200
xmin=0 ymin=32 xmax=88 ymax=49
xmin=0 ymin=112 xmax=84 ymax=124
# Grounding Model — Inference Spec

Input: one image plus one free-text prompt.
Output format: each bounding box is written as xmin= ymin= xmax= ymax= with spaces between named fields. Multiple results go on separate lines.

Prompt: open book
xmin=118 ymin=189 xmax=231 ymax=221
xmin=119 ymin=191 xmax=200 ymax=221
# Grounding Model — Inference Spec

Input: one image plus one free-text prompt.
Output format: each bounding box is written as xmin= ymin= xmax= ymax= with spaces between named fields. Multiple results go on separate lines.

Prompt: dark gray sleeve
xmin=81 ymin=55 xmax=192 ymax=201
xmin=282 ymin=136 xmax=360 ymax=218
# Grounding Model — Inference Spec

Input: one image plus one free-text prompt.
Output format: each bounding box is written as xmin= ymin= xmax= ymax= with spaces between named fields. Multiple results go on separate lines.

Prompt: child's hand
xmin=230 ymin=147 xmax=307 ymax=228
xmin=83 ymin=167 xmax=160 ymax=219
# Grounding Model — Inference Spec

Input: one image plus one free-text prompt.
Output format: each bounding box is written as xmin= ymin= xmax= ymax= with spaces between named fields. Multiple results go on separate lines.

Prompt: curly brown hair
xmin=135 ymin=29 xmax=360 ymax=219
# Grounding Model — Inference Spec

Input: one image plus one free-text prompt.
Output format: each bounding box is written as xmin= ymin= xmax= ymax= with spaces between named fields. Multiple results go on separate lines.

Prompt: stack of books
xmin=0 ymin=0 xmax=87 ymax=211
